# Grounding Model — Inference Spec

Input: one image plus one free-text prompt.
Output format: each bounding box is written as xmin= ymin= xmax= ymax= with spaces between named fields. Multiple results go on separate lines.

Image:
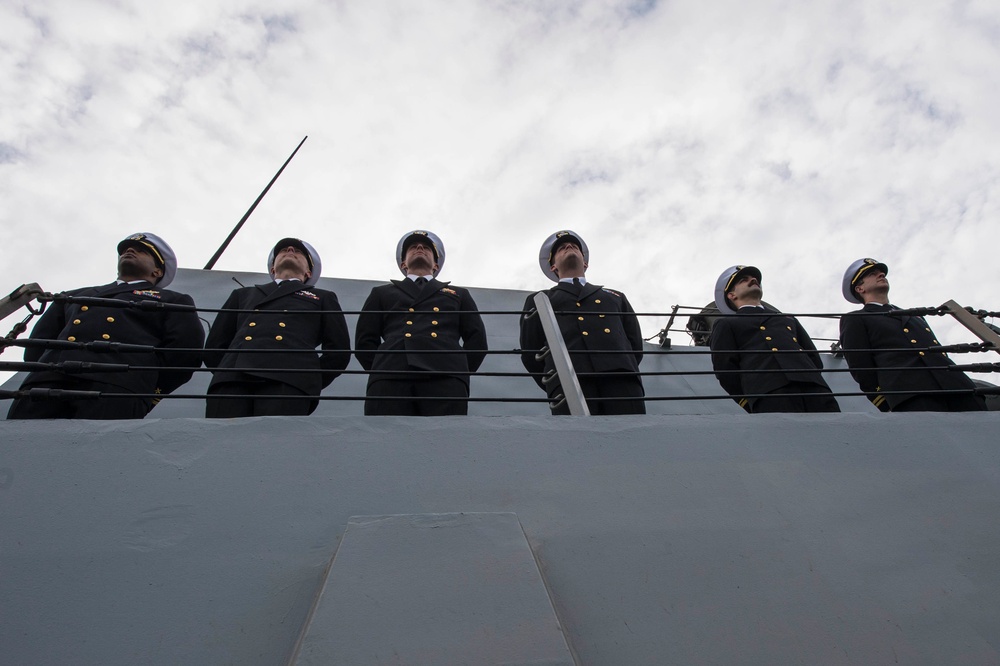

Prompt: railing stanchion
xmin=532 ymin=292 xmax=590 ymax=416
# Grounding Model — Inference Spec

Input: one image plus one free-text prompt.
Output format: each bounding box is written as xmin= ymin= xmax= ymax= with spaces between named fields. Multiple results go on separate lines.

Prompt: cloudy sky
xmin=3 ymin=0 xmax=999 ymax=373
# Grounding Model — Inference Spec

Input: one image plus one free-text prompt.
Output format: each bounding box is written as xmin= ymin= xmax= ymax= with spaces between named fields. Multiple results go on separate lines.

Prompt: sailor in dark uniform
xmin=839 ymin=258 xmax=986 ymax=412
xmin=519 ymin=230 xmax=645 ymax=415
xmin=204 ymin=238 xmax=351 ymax=417
xmin=7 ymin=232 xmax=205 ymax=420
xmin=354 ymin=230 xmax=488 ymax=416
xmin=709 ymin=265 xmax=839 ymax=413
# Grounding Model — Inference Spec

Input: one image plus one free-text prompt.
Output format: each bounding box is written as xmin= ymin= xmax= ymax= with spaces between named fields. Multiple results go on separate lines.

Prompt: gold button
xmin=279 ymin=322 xmax=286 ymax=328
xmin=582 ymin=331 xmax=589 ymax=336
xmin=786 ymin=326 xmax=792 ymax=330
xmin=275 ymin=335 xmax=283 ymax=341
xmin=765 ymin=336 xmax=772 ymax=341
xmin=925 ymin=327 xmax=931 ymax=332
xmin=578 ymin=316 xmax=584 ymax=321
xmin=245 ymin=336 xmax=252 ymax=341
xmin=405 ymin=320 xmax=413 ymax=325
xmin=405 ymin=333 xmax=412 ymax=338
xmin=67 ymin=336 xmax=76 ymax=342
xmin=595 ymin=299 xmax=601 ymax=304
xmin=599 ymin=314 xmax=605 ymax=318
xmin=910 ymin=339 xmax=917 ymax=344
xmin=903 ymin=328 xmax=909 ymax=333
xmin=432 ymin=320 xmax=438 ymax=325
xmin=576 ymin=302 xmax=581 ymax=307
xmin=919 ymin=351 xmax=925 ymax=356
xmin=80 ymin=306 xmax=88 ymax=311
xmin=408 ymin=308 xmax=415 ymax=312
xmin=760 ymin=326 xmax=766 ymax=330
xmin=249 ymin=322 xmax=256 ymax=327
xmin=73 ymin=319 xmax=81 ymax=325
xmin=433 ymin=307 xmax=440 ymax=312
xmin=771 ymin=347 xmax=778 ymax=351
xmin=792 ymin=337 xmax=797 ymax=342
xmin=102 ymin=334 xmax=110 ymax=340
xmin=431 ymin=332 xmax=438 ymax=338
xmin=604 ymin=328 xmax=611 ymax=333
xmin=933 ymin=340 xmax=938 ymax=344
xmin=106 ymin=317 xmax=114 ymax=323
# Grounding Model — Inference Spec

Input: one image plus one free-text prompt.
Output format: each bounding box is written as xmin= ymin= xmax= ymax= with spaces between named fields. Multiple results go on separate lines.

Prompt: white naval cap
xmin=396 ymin=230 xmax=445 ymax=277
xmin=117 ymin=232 xmax=178 ymax=288
xmin=538 ymin=230 xmax=590 ymax=282
xmin=267 ymin=238 xmax=322 ymax=287
xmin=714 ymin=265 xmax=762 ymax=314
xmin=842 ymin=258 xmax=888 ymax=303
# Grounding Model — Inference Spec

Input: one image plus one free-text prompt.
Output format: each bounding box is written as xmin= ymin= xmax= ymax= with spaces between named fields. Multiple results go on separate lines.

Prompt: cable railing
xmin=1 ymin=286 xmax=998 ymax=416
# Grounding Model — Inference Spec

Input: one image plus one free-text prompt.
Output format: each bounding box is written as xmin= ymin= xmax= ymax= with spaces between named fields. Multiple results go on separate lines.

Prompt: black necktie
xmin=572 ymin=278 xmax=582 ymax=295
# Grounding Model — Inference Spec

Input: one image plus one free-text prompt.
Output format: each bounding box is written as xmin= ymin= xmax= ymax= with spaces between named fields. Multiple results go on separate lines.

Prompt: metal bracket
xmin=532 ymin=292 xmax=590 ymax=416
xmin=940 ymin=300 xmax=1000 ymax=353
xmin=0 ymin=283 xmax=44 ymax=322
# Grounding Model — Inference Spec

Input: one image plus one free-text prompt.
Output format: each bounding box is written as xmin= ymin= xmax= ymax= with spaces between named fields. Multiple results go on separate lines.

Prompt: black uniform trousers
xmin=205 ymin=377 xmax=313 ymax=418
xmin=752 ymin=383 xmax=841 ymax=414
xmin=363 ymin=376 xmax=470 ymax=416
xmin=551 ymin=374 xmax=646 ymax=416
xmin=7 ymin=378 xmax=150 ymax=420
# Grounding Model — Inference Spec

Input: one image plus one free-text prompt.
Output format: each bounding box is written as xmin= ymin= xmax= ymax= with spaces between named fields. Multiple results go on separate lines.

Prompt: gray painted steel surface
xmin=2 ymin=413 xmax=1000 ymax=664
xmin=291 ymin=513 xmax=574 ymax=665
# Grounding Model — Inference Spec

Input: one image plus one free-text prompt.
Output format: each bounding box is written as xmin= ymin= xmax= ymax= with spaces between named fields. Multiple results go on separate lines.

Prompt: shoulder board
xmin=133 ymin=289 xmax=161 ymax=299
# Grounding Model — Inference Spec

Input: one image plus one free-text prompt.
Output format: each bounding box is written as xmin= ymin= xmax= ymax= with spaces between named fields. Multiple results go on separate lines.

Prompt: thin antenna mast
xmin=203 ymin=135 xmax=308 ymax=270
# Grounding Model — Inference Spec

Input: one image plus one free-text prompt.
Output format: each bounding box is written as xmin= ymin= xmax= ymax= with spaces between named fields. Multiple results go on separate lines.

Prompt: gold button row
xmin=74 ymin=316 xmax=115 ymax=324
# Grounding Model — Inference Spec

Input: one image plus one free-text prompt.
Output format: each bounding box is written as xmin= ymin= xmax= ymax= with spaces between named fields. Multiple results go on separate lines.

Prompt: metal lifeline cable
xmin=7 ymin=295 xmax=998 ymax=410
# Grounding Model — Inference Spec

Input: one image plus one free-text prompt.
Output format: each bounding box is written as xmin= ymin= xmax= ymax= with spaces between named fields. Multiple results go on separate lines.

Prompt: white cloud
xmin=3 ymin=0 xmax=999 ymax=382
